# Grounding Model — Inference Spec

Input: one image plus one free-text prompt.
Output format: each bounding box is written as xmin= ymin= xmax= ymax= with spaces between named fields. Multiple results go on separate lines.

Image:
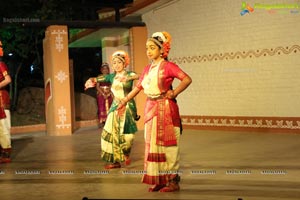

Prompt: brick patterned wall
xmin=142 ymin=0 xmax=300 ymax=132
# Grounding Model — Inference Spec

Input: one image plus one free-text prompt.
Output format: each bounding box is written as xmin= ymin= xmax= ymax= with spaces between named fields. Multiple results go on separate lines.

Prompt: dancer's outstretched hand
xmin=84 ymin=78 xmax=96 ymax=90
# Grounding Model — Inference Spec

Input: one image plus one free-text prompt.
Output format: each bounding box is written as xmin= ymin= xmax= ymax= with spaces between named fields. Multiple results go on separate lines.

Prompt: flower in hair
xmin=162 ymin=42 xmax=171 ymax=58
xmin=162 ymin=31 xmax=172 ymax=44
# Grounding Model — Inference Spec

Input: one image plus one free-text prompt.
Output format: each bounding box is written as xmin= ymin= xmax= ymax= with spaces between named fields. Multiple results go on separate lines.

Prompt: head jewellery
xmin=148 ymin=31 xmax=172 ymax=58
xmin=111 ymin=50 xmax=130 ymax=67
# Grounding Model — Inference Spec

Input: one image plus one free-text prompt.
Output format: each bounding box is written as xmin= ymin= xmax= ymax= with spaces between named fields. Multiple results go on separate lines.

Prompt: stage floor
xmin=1 ymin=127 xmax=300 ymax=200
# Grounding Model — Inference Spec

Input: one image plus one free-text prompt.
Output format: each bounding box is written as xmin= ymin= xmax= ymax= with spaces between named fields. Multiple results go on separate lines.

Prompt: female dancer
xmin=85 ymin=50 xmax=139 ymax=169
xmin=96 ymin=62 xmax=113 ymax=128
xmin=118 ymin=32 xmax=192 ymax=192
xmin=0 ymin=41 xmax=12 ymax=164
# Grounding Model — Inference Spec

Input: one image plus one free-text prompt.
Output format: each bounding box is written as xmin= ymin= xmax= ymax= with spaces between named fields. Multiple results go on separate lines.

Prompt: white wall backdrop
xmin=142 ymin=0 xmax=300 ymax=119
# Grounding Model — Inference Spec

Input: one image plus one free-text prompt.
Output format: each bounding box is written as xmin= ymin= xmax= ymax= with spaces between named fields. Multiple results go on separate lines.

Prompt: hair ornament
xmin=149 ymin=31 xmax=172 ymax=58
xmin=111 ymin=50 xmax=130 ymax=67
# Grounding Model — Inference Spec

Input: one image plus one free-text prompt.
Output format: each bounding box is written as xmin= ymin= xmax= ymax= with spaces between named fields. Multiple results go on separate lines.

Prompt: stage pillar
xmin=129 ymin=26 xmax=148 ymax=130
xmin=43 ymin=25 xmax=74 ymax=136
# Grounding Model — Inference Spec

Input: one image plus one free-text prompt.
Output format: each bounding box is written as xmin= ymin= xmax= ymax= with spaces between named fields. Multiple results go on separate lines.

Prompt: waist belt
xmin=147 ymin=93 xmax=166 ymax=101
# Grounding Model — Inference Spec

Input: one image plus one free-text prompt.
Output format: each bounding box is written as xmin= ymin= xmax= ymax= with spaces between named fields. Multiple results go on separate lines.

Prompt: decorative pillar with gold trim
xmin=43 ymin=25 xmax=74 ymax=136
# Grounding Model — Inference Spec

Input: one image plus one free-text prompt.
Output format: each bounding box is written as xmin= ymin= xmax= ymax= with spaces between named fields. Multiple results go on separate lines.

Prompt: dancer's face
xmin=112 ymin=58 xmax=125 ymax=73
xmin=101 ymin=66 xmax=110 ymax=75
xmin=146 ymin=40 xmax=161 ymax=61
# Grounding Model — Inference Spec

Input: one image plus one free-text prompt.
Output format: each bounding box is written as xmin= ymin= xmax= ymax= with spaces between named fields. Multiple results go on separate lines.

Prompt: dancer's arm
xmin=118 ymin=87 xmax=141 ymax=109
xmin=165 ymin=75 xmax=192 ymax=99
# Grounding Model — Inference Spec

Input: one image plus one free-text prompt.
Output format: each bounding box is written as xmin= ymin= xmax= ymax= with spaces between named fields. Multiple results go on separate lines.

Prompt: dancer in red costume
xmin=118 ymin=31 xmax=192 ymax=192
xmin=0 ymin=40 xmax=12 ymax=164
xmin=96 ymin=62 xmax=113 ymax=128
